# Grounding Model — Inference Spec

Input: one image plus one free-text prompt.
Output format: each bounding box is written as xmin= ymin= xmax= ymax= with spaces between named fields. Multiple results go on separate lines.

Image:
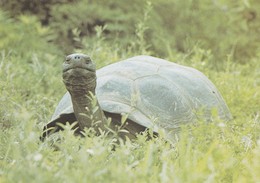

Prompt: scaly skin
xmin=62 ymin=53 xmax=106 ymax=133
xmin=40 ymin=54 xmax=159 ymax=140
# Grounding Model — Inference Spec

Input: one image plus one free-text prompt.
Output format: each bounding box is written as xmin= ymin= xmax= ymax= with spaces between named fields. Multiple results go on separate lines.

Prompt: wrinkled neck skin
xmin=63 ymin=72 xmax=106 ymax=133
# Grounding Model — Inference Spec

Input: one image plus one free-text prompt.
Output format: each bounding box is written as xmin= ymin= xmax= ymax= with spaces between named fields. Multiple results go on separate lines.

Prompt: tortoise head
xmin=62 ymin=53 xmax=97 ymax=92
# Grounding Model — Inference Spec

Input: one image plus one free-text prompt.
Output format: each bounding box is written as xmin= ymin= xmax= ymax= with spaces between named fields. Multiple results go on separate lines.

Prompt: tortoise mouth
xmin=62 ymin=66 xmax=97 ymax=88
xmin=63 ymin=65 xmax=95 ymax=73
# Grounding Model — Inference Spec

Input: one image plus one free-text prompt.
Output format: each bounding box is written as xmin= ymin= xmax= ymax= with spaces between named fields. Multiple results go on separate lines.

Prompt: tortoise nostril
xmin=74 ymin=56 xmax=81 ymax=60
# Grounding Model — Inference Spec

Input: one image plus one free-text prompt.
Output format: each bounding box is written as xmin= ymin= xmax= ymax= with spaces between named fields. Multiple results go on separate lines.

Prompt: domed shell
xmin=50 ymin=56 xmax=231 ymax=133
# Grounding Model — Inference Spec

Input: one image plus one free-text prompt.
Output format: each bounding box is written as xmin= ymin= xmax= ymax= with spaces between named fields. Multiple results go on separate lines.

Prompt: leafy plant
xmin=0 ymin=2 xmax=260 ymax=182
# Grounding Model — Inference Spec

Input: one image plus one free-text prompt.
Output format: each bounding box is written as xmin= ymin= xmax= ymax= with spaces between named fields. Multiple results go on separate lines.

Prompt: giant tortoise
xmin=41 ymin=54 xmax=231 ymax=140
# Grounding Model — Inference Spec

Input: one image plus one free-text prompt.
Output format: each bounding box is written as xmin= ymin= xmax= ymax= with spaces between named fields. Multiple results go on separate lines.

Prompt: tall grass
xmin=0 ymin=5 xmax=260 ymax=183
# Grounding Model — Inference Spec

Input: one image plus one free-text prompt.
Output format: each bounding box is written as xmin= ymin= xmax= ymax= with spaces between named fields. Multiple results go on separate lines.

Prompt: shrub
xmin=2 ymin=1 xmax=260 ymax=64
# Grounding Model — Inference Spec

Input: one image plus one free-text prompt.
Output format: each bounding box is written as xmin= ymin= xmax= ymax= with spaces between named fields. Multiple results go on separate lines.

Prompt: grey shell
xmin=50 ymin=56 xmax=231 ymax=132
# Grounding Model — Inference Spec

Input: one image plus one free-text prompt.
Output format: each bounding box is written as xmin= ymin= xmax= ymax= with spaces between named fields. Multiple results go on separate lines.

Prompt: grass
xmin=0 ymin=7 xmax=260 ymax=183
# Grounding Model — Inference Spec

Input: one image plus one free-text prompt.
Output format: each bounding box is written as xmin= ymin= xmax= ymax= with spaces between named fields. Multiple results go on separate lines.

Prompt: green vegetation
xmin=0 ymin=1 xmax=259 ymax=182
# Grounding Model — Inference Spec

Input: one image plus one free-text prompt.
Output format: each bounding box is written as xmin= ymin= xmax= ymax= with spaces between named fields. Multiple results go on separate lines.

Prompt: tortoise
xmin=41 ymin=53 xmax=232 ymax=140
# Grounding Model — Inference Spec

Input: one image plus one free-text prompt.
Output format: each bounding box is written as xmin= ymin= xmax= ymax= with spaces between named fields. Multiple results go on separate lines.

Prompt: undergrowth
xmin=0 ymin=3 xmax=260 ymax=183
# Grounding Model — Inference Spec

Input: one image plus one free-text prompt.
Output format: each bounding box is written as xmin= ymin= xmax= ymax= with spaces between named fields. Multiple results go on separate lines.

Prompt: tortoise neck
xmin=66 ymin=83 xmax=106 ymax=132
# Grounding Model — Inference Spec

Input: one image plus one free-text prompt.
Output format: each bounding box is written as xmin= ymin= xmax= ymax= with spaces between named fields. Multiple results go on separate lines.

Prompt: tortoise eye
xmin=65 ymin=56 xmax=71 ymax=62
xmin=85 ymin=58 xmax=91 ymax=64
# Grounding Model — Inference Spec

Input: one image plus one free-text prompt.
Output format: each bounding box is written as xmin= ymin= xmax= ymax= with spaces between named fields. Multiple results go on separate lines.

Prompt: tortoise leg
xmin=104 ymin=112 xmax=157 ymax=140
xmin=40 ymin=113 xmax=78 ymax=141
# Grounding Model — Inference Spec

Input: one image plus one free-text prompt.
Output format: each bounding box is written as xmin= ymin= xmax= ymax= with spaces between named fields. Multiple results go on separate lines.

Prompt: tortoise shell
xmin=48 ymin=55 xmax=231 ymax=134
